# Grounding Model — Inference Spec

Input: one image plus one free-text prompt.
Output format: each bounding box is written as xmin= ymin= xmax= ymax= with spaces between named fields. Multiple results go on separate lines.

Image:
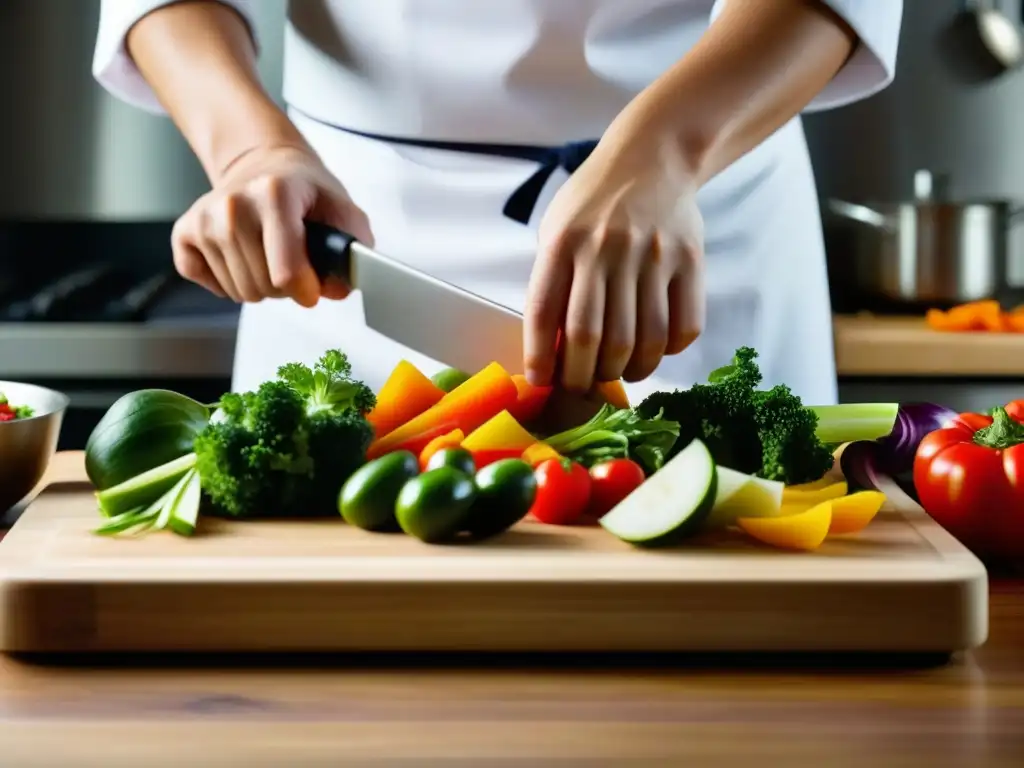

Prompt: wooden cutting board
xmin=0 ymin=453 xmax=989 ymax=654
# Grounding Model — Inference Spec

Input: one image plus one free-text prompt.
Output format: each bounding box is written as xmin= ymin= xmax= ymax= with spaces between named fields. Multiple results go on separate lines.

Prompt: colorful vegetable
xmin=425 ymin=446 xmax=476 ymax=475
xmin=530 ymin=458 xmax=592 ymax=526
xmin=636 ymin=348 xmax=898 ymax=486
xmin=418 ymin=429 xmax=465 ymax=471
xmin=338 ymin=451 xmax=419 ymax=532
xmin=94 ymin=452 xmax=198 ymax=518
xmin=462 ymin=410 xmax=538 ymax=468
xmin=465 ymin=459 xmax=537 ymax=540
xmin=599 ymin=439 xmax=717 ymax=546
xmin=521 ymin=442 xmax=563 ymax=467
xmin=781 ymin=481 xmax=848 ymax=507
xmin=542 ymin=403 xmax=680 ymax=475
xmin=94 ymin=464 xmax=201 ymax=537
xmin=367 ymin=360 xmax=445 ymax=437
xmin=595 ymin=380 xmax=630 ymax=410
xmin=702 ymin=467 xmax=784 ymax=530
xmin=507 ymin=374 xmax=552 ymax=424
xmin=431 ymin=367 xmax=473 ymax=393
xmin=738 ymin=500 xmax=832 ymax=552
xmin=838 ymin=440 xmax=923 ymax=513
xmin=828 ymin=491 xmax=886 ymax=535
xmin=84 ymin=389 xmax=210 ymax=490
xmin=587 ymin=459 xmax=646 ymax=518
xmin=367 ymin=362 xmax=519 ymax=459
xmin=925 ymin=300 xmax=1021 ymax=333
xmin=869 ymin=402 xmax=959 ymax=475
xmin=395 ymin=467 xmax=477 ymax=543
xmin=913 ymin=405 xmax=1024 ymax=557
xmin=0 ymin=392 xmax=34 ymax=422
xmin=194 ymin=350 xmax=376 ymax=519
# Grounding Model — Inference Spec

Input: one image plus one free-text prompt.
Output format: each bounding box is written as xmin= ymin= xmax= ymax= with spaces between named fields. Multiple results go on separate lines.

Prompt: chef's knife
xmin=305 ymin=221 xmax=526 ymax=375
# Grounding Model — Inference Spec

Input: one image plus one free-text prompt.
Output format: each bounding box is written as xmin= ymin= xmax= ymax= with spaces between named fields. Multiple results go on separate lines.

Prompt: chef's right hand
xmin=171 ymin=145 xmax=374 ymax=307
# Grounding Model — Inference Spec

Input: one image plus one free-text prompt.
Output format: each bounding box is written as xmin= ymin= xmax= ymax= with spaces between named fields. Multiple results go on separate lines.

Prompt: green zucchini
xmin=85 ymin=389 xmax=210 ymax=490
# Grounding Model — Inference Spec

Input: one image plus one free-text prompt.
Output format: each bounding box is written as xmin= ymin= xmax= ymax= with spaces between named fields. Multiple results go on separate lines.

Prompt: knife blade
xmin=305 ymin=222 xmax=526 ymax=375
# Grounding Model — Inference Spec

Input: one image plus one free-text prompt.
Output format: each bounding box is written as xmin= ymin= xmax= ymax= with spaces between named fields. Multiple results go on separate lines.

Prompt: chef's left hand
xmin=524 ymin=140 xmax=705 ymax=391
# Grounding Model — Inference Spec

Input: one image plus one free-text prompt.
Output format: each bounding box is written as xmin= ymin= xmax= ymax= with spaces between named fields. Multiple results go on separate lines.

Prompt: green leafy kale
xmin=542 ymin=403 xmax=681 ymax=475
xmin=194 ymin=350 xmax=376 ymax=518
xmin=636 ymin=347 xmax=834 ymax=485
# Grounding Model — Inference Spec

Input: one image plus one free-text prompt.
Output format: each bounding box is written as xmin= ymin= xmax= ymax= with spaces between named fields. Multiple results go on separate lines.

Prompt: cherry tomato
xmin=914 ymin=405 xmax=1024 ymax=559
xmin=587 ymin=459 xmax=646 ymax=519
xmin=530 ymin=458 xmax=591 ymax=525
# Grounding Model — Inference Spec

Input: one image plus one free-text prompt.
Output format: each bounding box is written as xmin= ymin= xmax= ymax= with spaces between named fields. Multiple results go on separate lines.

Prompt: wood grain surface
xmin=0 ymin=454 xmax=987 ymax=654
xmin=833 ymin=314 xmax=1024 ymax=377
xmin=1 ymin=460 xmax=1022 ymax=766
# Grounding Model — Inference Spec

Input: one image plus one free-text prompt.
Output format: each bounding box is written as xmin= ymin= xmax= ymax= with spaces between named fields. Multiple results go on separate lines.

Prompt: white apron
xmin=93 ymin=0 xmax=903 ymax=406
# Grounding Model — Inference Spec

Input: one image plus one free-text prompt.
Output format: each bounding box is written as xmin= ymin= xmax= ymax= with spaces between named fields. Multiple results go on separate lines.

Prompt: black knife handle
xmin=305 ymin=221 xmax=356 ymax=284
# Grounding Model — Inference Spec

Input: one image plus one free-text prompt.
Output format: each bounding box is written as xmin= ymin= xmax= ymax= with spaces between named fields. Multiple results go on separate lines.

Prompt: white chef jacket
xmin=94 ymin=0 xmax=902 ymax=405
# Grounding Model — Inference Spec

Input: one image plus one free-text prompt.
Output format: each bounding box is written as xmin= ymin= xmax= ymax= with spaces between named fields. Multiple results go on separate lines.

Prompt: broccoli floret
xmin=636 ymin=347 xmax=834 ymax=485
xmin=194 ymin=350 xmax=375 ymax=518
xmin=276 ymin=348 xmax=376 ymax=416
xmin=752 ymin=385 xmax=834 ymax=485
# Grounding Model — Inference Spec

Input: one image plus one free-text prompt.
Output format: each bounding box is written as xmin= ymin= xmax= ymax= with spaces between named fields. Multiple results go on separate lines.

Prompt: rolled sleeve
xmin=93 ymin=0 xmax=259 ymax=115
xmin=710 ymin=0 xmax=903 ymax=113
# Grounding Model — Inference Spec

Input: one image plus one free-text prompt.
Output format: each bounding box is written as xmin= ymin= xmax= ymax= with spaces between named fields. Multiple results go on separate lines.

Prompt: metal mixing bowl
xmin=0 ymin=381 xmax=70 ymax=513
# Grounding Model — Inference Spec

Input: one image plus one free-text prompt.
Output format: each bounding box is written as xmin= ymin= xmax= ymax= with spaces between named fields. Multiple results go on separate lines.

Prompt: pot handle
xmin=825 ymin=199 xmax=893 ymax=230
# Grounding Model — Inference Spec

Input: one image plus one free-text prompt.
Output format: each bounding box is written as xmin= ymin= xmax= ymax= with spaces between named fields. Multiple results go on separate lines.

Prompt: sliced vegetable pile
xmin=926 ymin=300 xmax=1024 ymax=333
xmin=88 ymin=343 xmax=1020 ymax=557
xmin=0 ymin=392 xmax=34 ymax=422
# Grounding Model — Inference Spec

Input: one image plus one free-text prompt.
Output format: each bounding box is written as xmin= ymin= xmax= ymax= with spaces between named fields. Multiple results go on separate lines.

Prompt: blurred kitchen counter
xmin=833 ymin=313 xmax=1024 ymax=378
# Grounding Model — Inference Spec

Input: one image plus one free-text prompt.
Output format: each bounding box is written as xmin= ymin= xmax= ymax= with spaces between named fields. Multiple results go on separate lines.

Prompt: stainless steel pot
xmin=826 ymin=170 xmax=1024 ymax=305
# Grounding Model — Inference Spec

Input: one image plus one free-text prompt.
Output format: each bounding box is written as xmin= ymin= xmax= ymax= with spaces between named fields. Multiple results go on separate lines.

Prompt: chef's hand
xmin=525 ymin=141 xmax=705 ymax=391
xmin=171 ymin=145 xmax=373 ymax=307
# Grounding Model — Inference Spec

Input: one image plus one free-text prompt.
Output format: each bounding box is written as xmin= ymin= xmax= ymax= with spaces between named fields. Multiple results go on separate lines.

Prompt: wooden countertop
xmin=833 ymin=314 xmax=1024 ymax=378
xmin=1 ymin=456 xmax=1023 ymax=765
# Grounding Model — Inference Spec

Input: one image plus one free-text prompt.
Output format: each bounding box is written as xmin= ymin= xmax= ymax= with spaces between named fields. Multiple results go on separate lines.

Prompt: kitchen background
xmin=2 ymin=0 xmax=1022 ymax=449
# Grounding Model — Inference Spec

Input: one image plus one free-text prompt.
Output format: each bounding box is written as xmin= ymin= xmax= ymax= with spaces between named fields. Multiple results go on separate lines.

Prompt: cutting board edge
xmin=0 ymin=564 xmax=989 ymax=654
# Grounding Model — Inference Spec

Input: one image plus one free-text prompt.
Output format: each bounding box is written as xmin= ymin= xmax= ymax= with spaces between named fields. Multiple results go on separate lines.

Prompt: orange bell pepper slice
xmin=368 ymin=362 xmax=519 ymax=459
xmin=366 ymin=360 xmax=445 ymax=437
xmin=418 ymin=429 xmax=466 ymax=471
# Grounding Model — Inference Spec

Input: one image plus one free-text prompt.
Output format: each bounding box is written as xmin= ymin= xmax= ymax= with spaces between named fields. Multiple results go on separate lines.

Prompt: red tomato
xmin=587 ymin=459 xmax=646 ymax=519
xmin=913 ymin=405 xmax=1024 ymax=559
xmin=530 ymin=459 xmax=591 ymax=525
xmin=1005 ymin=399 xmax=1024 ymax=423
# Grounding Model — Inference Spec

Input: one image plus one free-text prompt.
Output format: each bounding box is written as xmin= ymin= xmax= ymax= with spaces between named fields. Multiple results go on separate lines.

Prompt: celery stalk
xmin=807 ymin=403 xmax=900 ymax=445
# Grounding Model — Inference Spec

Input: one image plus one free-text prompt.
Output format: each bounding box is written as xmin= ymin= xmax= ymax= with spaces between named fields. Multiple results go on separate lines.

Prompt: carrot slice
xmin=366 ymin=360 xmax=445 ymax=437
xmin=595 ymin=380 xmax=630 ymax=409
xmin=418 ymin=429 xmax=465 ymax=471
xmin=507 ymin=375 xmax=552 ymax=424
xmin=367 ymin=362 xmax=519 ymax=460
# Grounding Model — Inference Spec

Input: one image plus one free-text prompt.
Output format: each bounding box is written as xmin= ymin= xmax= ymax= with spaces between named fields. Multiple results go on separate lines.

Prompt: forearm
xmin=607 ymin=0 xmax=858 ymax=186
xmin=126 ymin=0 xmax=309 ymax=183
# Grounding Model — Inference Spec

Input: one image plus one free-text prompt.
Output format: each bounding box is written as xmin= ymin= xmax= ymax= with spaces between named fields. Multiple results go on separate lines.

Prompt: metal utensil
xmin=826 ymin=169 xmax=1024 ymax=306
xmin=941 ymin=0 xmax=1024 ymax=82
xmin=304 ymin=222 xmax=526 ymax=375
xmin=0 ymin=381 xmax=68 ymax=515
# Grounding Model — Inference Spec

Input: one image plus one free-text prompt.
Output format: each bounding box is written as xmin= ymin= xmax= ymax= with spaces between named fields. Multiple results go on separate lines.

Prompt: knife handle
xmin=305 ymin=221 xmax=355 ymax=284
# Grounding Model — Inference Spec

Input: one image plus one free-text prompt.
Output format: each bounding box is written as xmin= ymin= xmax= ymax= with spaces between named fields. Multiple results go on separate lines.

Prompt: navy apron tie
xmin=288 ymin=105 xmax=599 ymax=225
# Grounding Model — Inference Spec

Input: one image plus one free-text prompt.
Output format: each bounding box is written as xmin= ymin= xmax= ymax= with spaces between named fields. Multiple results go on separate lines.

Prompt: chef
xmin=94 ymin=0 xmax=902 ymax=404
